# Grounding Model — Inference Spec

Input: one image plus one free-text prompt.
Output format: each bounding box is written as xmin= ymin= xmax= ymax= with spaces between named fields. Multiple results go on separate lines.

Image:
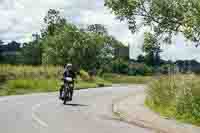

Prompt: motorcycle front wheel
xmin=63 ymin=87 xmax=70 ymax=105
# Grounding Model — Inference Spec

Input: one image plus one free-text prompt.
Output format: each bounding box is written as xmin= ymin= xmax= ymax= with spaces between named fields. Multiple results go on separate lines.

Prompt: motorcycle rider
xmin=59 ymin=63 xmax=76 ymax=101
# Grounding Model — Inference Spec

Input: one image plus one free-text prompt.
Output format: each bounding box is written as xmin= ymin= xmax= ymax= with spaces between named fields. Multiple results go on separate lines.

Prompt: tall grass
xmin=0 ymin=64 xmax=63 ymax=81
xmin=146 ymin=74 xmax=200 ymax=125
xmin=0 ymin=65 xmax=111 ymax=96
xmin=103 ymin=73 xmax=152 ymax=84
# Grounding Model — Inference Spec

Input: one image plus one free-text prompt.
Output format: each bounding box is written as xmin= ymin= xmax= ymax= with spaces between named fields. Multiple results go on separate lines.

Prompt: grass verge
xmin=145 ymin=74 xmax=200 ymax=126
xmin=103 ymin=73 xmax=152 ymax=84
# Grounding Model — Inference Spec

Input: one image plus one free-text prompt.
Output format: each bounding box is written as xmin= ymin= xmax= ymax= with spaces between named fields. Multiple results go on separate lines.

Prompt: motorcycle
xmin=60 ymin=77 xmax=74 ymax=105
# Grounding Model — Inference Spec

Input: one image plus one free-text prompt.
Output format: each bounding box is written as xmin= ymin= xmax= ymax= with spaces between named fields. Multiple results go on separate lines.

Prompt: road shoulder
xmin=112 ymin=92 xmax=200 ymax=133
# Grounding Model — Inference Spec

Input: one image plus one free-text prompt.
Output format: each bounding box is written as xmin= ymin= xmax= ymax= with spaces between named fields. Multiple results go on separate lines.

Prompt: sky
xmin=0 ymin=0 xmax=200 ymax=61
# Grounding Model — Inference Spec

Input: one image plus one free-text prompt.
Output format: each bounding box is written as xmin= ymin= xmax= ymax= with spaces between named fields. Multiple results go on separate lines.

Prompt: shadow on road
xmin=64 ymin=103 xmax=88 ymax=107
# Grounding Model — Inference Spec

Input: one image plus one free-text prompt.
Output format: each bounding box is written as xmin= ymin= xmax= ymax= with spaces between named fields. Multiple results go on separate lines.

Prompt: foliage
xmin=137 ymin=55 xmax=145 ymax=63
xmin=42 ymin=9 xmax=66 ymax=37
xmin=146 ymin=74 xmax=200 ymax=126
xmin=79 ymin=70 xmax=90 ymax=81
xmin=143 ymin=32 xmax=162 ymax=66
xmin=87 ymin=24 xmax=108 ymax=35
xmin=105 ymin=0 xmax=200 ymax=45
xmin=111 ymin=58 xmax=130 ymax=74
xmin=0 ymin=41 xmax=21 ymax=64
xmin=0 ymin=9 xmax=126 ymax=75
xmin=129 ymin=63 xmax=153 ymax=76
xmin=39 ymin=9 xmax=124 ymax=71
xmin=21 ymin=35 xmax=43 ymax=65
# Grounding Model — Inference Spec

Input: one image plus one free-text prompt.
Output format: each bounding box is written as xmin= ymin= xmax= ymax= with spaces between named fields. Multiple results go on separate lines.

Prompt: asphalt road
xmin=0 ymin=85 xmax=154 ymax=133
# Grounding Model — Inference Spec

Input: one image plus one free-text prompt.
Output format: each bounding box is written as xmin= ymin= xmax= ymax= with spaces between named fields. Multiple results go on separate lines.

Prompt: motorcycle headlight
xmin=66 ymin=77 xmax=73 ymax=82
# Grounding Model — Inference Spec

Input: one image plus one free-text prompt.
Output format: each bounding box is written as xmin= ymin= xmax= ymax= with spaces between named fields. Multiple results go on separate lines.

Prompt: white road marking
xmin=32 ymin=113 xmax=48 ymax=128
xmin=31 ymin=98 xmax=55 ymax=128
xmin=0 ymin=97 xmax=11 ymax=102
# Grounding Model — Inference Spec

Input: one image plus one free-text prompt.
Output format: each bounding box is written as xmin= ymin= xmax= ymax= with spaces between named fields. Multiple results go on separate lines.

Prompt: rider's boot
xmin=59 ymin=87 xmax=64 ymax=100
xmin=69 ymin=89 xmax=73 ymax=101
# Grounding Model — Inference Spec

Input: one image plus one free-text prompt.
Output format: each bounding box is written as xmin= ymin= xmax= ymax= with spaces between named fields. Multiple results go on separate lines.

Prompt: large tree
xmin=142 ymin=32 xmax=162 ymax=66
xmin=40 ymin=9 xmax=126 ymax=71
xmin=105 ymin=0 xmax=200 ymax=45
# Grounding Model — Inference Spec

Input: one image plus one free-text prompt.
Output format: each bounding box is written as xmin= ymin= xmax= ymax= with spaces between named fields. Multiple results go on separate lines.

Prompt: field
xmin=145 ymin=74 xmax=200 ymax=126
xmin=0 ymin=65 xmax=112 ymax=96
xmin=0 ymin=65 xmax=151 ymax=96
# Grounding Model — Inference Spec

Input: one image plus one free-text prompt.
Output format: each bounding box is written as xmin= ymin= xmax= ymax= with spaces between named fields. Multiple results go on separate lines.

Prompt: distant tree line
xmin=1 ymin=9 xmax=199 ymax=75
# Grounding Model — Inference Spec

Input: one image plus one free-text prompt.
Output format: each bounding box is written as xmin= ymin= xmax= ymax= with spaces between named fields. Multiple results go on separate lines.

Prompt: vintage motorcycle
xmin=60 ymin=77 xmax=74 ymax=105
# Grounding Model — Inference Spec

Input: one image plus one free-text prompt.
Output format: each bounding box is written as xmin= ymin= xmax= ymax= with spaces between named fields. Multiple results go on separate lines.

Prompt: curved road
xmin=0 ymin=85 xmax=154 ymax=133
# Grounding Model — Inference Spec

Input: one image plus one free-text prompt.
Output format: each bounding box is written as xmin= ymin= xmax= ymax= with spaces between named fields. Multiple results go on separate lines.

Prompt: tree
xmin=137 ymin=54 xmax=145 ymax=63
xmin=0 ymin=40 xmax=4 ymax=63
xmin=42 ymin=23 xmax=112 ymax=70
xmin=42 ymin=9 xmax=66 ymax=37
xmin=142 ymin=32 xmax=162 ymax=66
xmin=40 ymin=9 xmax=124 ymax=71
xmin=7 ymin=41 xmax=21 ymax=51
xmin=21 ymin=34 xmax=43 ymax=65
xmin=0 ymin=40 xmax=3 ymax=45
xmin=0 ymin=41 xmax=22 ymax=64
xmin=105 ymin=0 xmax=200 ymax=45
xmin=21 ymin=9 xmax=127 ymax=73
xmin=87 ymin=24 xmax=108 ymax=35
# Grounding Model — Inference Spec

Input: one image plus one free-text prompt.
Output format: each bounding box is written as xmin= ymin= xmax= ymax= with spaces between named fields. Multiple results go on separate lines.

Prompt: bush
xmin=129 ymin=63 xmax=153 ymax=76
xmin=79 ymin=69 xmax=91 ymax=81
xmin=0 ymin=73 xmax=8 ymax=83
xmin=111 ymin=59 xmax=129 ymax=74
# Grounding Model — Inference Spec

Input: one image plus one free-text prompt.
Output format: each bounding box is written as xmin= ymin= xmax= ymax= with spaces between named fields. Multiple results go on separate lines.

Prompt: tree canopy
xmin=38 ymin=9 xmax=126 ymax=71
xmin=105 ymin=0 xmax=200 ymax=45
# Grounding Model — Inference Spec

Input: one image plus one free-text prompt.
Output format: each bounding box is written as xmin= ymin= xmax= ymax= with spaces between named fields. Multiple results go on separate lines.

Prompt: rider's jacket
xmin=63 ymin=69 xmax=76 ymax=80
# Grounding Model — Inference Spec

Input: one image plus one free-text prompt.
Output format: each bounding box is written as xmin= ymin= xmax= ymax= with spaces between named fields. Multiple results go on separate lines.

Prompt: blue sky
xmin=0 ymin=0 xmax=200 ymax=61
